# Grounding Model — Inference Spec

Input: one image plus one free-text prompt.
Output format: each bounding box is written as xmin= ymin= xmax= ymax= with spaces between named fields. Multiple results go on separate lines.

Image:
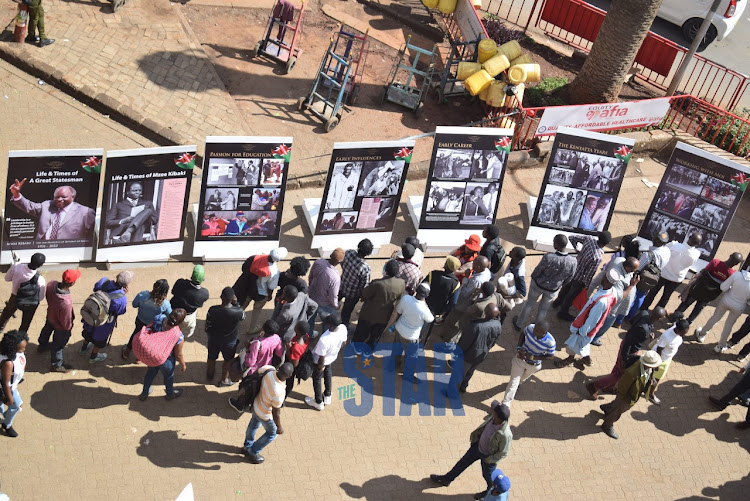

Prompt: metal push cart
xmin=380 ymin=36 xmax=438 ymax=116
xmin=250 ymin=0 xmax=305 ymax=74
xmin=329 ymin=25 xmax=370 ymax=105
xmin=297 ymin=39 xmax=354 ymax=133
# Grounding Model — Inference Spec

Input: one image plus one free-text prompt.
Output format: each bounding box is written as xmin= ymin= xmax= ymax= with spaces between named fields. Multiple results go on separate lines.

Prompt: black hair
xmin=324 ymin=312 xmax=342 ymax=330
xmin=675 ymin=319 xmax=690 ymax=333
xmin=480 ymin=281 xmax=496 ymax=296
xmin=262 ymin=320 xmax=280 ymax=337
xmin=484 ymin=225 xmax=500 ymax=239
xmin=295 ymin=319 xmax=310 ymax=334
xmin=625 ymin=240 xmax=641 ymax=260
xmin=384 ymin=260 xmax=399 ymax=278
xmin=0 ymin=330 xmax=29 ymax=357
xmin=150 ymin=279 xmax=170 ymax=305
xmin=283 ymin=285 xmax=299 ymax=302
xmin=511 ymin=246 xmax=526 ymax=259
xmin=358 ymin=239 xmax=374 ymax=258
xmin=288 ymin=256 xmax=311 ymax=277
xmin=401 ymin=243 xmax=415 ymax=260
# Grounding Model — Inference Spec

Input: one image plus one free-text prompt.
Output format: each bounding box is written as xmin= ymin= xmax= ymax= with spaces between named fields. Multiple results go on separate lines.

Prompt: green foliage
xmin=697 ymin=107 xmax=750 ymax=158
xmin=525 ymin=77 xmax=568 ymax=107
xmin=483 ymin=14 xmax=526 ymax=45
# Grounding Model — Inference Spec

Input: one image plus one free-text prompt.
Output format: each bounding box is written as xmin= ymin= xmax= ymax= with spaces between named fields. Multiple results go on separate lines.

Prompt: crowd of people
xmin=1 ymin=225 xmax=749 ymax=499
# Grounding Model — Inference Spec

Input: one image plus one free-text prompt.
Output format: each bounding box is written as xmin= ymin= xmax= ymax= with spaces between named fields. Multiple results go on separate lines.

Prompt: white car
xmin=658 ymin=0 xmax=746 ymax=50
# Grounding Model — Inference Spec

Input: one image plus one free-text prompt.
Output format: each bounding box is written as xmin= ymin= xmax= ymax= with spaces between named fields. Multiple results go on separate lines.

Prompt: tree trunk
xmin=568 ymin=0 xmax=663 ymax=104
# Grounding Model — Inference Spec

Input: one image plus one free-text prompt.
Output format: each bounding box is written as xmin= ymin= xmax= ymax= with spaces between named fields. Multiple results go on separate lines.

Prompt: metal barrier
xmin=482 ymin=0 xmax=749 ymax=111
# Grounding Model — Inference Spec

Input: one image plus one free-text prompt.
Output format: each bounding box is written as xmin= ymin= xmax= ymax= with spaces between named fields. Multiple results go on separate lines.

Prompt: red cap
xmin=62 ymin=269 xmax=82 ymax=284
xmin=464 ymin=234 xmax=482 ymax=252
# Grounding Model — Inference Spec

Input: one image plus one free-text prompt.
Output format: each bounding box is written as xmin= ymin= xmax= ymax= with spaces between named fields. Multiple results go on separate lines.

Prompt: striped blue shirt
xmin=520 ymin=324 xmax=556 ymax=365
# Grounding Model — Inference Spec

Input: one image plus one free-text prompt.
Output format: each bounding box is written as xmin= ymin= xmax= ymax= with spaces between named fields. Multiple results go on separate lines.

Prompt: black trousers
xmin=339 ymin=293 xmax=360 ymax=327
xmin=641 ymin=277 xmax=680 ymax=311
xmin=730 ymin=316 xmax=750 ymax=358
xmin=714 ymin=371 xmax=750 ymax=423
xmin=556 ymin=279 xmax=585 ymax=313
xmin=0 ymin=294 xmax=39 ymax=334
xmin=312 ymin=364 xmax=332 ymax=404
xmin=352 ymin=319 xmax=386 ymax=349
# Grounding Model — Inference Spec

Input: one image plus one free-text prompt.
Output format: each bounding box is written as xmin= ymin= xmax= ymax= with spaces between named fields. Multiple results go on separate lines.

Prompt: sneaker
xmin=473 ymin=492 xmax=488 ymax=500
xmin=324 ymin=395 xmax=332 ymax=406
xmin=88 ymin=353 xmax=107 ymax=364
xmin=719 ymin=344 xmax=731 ymax=353
xmin=216 ymin=379 xmax=234 ymax=388
xmin=591 ymin=339 xmax=603 ymax=347
xmin=738 ymin=354 xmax=748 ymax=363
xmin=695 ymin=327 xmax=706 ymax=343
xmin=737 ymin=398 xmax=749 ymax=408
xmin=229 ymin=397 xmax=244 ymax=413
xmin=165 ymin=388 xmax=184 ymax=401
xmin=138 ymin=386 xmax=154 ymax=401
xmin=246 ymin=451 xmax=265 ymax=464
xmin=79 ymin=343 xmax=91 ymax=356
xmin=50 ymin=364 xmax=72 ymax=373
xmin=600 ymin=425 xmax=619 ymax=439
xmin=649 ymin=395 xmax=661 ymax=405
xmin=429 ymin=474 xmax=451 ymax=487
xmin=305 ymin=396 xmax=324 ymax=411
xmin=2 ymin=425 xmax=18 ymax=438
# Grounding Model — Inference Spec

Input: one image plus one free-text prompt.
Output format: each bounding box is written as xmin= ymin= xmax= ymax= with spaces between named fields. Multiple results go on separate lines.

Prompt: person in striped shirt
xmin=502 ymin=321 xmax=556 ymax=406
xmin=242 ymin=362 xmax=294 ymax=464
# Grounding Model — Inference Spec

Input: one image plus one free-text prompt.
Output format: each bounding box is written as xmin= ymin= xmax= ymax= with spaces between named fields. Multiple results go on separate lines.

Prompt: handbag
xmin=690 ymin=273 xmax=723 ymax=303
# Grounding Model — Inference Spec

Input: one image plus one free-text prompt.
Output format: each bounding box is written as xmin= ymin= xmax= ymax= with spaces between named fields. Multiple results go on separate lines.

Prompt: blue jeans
xmin=142 ymin=354 xmax=175 ymax=397
xmin=1 ymin=388 xmax=22 ymax=427
xmin=244 ymin=412 xmax=278 ymax=454
xmin=308 ymin=304 xmax=337 ymax=336
xmin=444 ymin=441 xmax=495 ymax=489
xmin=39 ymin=320 xmax=72 ymax=367
xmin=593 ymin=314 xmax=617 ymax=343
xmin=624 ymin=289 xmax=648 ymax=320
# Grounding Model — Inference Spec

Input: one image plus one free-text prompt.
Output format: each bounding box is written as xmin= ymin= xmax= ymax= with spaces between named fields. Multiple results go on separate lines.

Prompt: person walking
xmin=339 ymin=239 xmax=373 ymax=326
xmin=80 ymin=271 xmax=131 ymax=364
xmin=708 ymin=359 xmax=750 ymax=430
xmin=307 ymin=248 xmax=344 ymax=336
xmin=430 ymin=400 xmax=513 ymax=499
xmin=26 ymin=0 xmax=54 ymax=46
xmin=170 ymin=265 xmax=210 ymax=338
xmin=306 ymin=313 xmax=347 ymax=411
xmin=0 ymin=252 xmax=46 ymax=335
xmin=648 ymin=318 xmax=688 ymax=405
xmin=555 ymin=232 xmax=611 ymax=321
xmin=640 ymin=232 xmax=702 ymax=311
xmin=586 ymin=307 xmax=667 ymax=400
xmin=513 ymin=234 xmax=576 ymax=330
xmin=205 ymin=287 xmax=245 ymax=386
xmin=122 ymin=279 xmax=172 ymax=360
xmin=242 ymin=362 xmax=294 ymax=464
xmin=351 ymin=260 xmax=405 ymax=350
xmin=555 ymin=268 xmax=620 ymax=369
xmin=387 ymin=283 xmax=434 ymax=376
xmin=0 ymin=330 xmax=28 ymax=437
xmin=695 ymin=265 xmax=750 ymax=351
xmin=134 ymin=309 xmax=188 ymax=401
xmin=599 ymin=350 xmax=663 ymax=439
xmin=271 ymin=285 xmax=317 ymax=343
xmin=37 ymin=269 xmax=81 ymax=372
xmin=457 ymin=304 xmax=502 ymax=392
xmin=674 ymin=253 xmax=742 ymax=324
xmin=502 ymin=320 xmax=555 ymax=406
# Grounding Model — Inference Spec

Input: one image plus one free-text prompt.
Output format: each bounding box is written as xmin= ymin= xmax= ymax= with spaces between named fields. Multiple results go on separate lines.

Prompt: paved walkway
xmin=0 ymin=0 xmax=250 ymax=149
xmin=0 ymin=148 xmax=748 ymax=499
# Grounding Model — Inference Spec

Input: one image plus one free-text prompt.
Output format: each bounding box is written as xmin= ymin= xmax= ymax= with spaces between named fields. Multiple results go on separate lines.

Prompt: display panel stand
xmin=303 ymin=198 xmax=391 ymax=257
xmin=407 ymin=196 xmax=477 ymax=253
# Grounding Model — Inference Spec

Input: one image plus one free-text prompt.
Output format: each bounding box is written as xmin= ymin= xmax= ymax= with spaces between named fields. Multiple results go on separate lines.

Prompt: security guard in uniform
xmin=25 ymin=0 xmax=55 ymax=47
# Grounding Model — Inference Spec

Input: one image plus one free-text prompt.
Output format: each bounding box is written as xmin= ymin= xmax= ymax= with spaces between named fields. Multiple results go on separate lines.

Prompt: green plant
xmin=525 ymin=77 xmax=569 ymax=107
xmin=697 ymin=107 xmax=750 ymax=157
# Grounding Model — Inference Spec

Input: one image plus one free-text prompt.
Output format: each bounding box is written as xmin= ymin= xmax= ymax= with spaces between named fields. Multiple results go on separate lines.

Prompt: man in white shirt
xmin=306 ymin=313 xmax=348 ymax=411
xmin=482 ymin=183 xmax=499 ymax=219
xmin=0 ymin=253 xmax=46 ymax=334
xmin=696 ymin=268 xmax=750 ymax=350
xmin=648 ymin=318 xmax=687 ymax=405
xmin=390 ymin=283 xmax=434 ymax=375
xmin=641 ymin=233 xmax=702 ymax=311
xmin=326 ymin=163 xmax=358 ymax=209
xmin=243 ymin=362 xmax=294 ymax=464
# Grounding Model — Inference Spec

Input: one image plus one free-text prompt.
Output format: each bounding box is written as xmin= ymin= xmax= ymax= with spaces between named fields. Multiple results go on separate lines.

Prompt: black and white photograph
xmin=701 ymin=176 xmax=739 ymax=207
xmin=206 ymin=158 xmax=261 ymax=186
xmin=692 ymin=227 xmax=719 ymax=258
xmin=357 ymin=160 xmax=405 ymax=197
xmin=320 ymin=211 xmax=359 ymax=231
xmin=259 ymin=158 xmax=285 ymax=185
xmin=373 ymin=197 xmax=398 ymax=228
xmin=643 ymin=212 xmax=674 ymax=239
xmin=655 ymin=188 xmax=699 ymax=217
xmin=577 ymin=193 xmax=612 ymax=232
xmin=665 ymin=164 xmax=707 ymax=194
xmin=433 ymin=148 xmax=474 ymax=179
xmin=324 ymin=161 xmax=362 ymax=210
xmin=460 ymin=182 xmax=498 ymax=224
xmin=426 ymin=181 xmax=467 ymax=212
xmin=549 ymin=166 xmax=574 ymax=185
xmin=204 ymin=187 xmax=239 ymax=211
xmin=558 ymin=149 xmax=625 ymax=192
xmin=537 ymin=185 xmax=587 ymax=227
xmin=689 ymin=201 xmax=727 ymax=231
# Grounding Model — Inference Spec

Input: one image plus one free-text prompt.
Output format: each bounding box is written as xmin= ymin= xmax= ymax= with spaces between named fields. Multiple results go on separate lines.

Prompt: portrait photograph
xmin=325 ymin=161 xmax=362 ymax=210
xmin=102 ymin=179 xmax=163 ymax=246
xmin=577 ymin=192 xmax=612 ymax=232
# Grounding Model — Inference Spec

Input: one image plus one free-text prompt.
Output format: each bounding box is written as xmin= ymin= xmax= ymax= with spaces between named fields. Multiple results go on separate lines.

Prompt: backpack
xmin=80 ymin=289 xmax=125 ymax=327
xmin=237 ymin=367 xmax=276 ymax=411
xmin=132 ymin=324 xmax=182 ymax=367
xmin=489 ymin=245 xmax=507 ymax=274
xmin=15 ymin=273 xmax=41 ymax=308
xmin=294 ymin=350 xmax=314 ymax=381
xmin=637 ymin=251 xmax=661 ymax=292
